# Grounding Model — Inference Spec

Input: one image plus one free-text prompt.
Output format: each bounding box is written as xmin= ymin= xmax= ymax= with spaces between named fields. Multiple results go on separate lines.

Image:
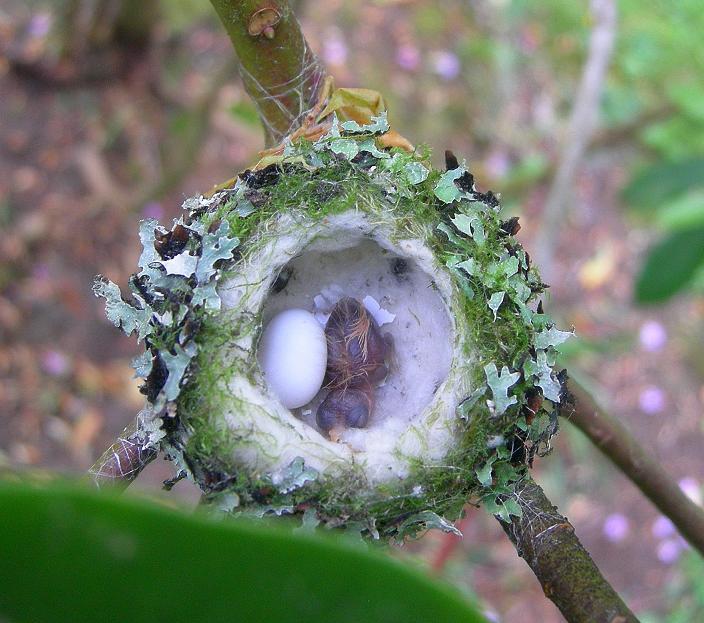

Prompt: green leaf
xmin=398 ymin=511 xmax=462 ymax=539
xmin=437 ymin=222 xmax=464 ymax=247
xmin=451 ymin=213 xmax=485 ymax=244
xmin=484 ymin=363 xmax=520 ymax=415
xmin=92 ymin=277 xmax=152 ymax=341
xmin=0 ymin=483 xmax=486 ymax=623
xmin=458 ymin=387 xmax=486 ymax=419
xmin=434 ymin=168 xmax=468 ymax=203
xmin=623 ymin=157 xmax=704 ymax=211
xmin=528 ymin=413 xmax=552 ymax=443
xmin=654 ymin=190 xmax=704 ymax=231
xmin=403 ymin=162 xmax=430 ymax=185
xmin=635 ymin=226 xmax=704 ymax=303
xmin=191 ymin=280 xmax=222 ymax=311
xmin=501 ymin=497 xmax=523 ymax=520
xmin=534 ymin=326 xmax=573 ymax=350
xmin=137 ymin=218 xmax=162 ymax=281
xmin=272 ymin=457 xmax=318 ymax=494
xmin=159 ymin=342 xmax=197 ymax=406
xmin=340 ymin=112 xmax=390 ymax=135
xmin=196 ymin=221 xmax=240 ymax=283
xmin=358 ymin=138 xmax=390 ymax=159
xmin=524 ymin=350 xmax=562 ymax=402
xmin=668 ymin=83 xmax=704 ymax=122
xmin=482 ymin=496 xmax=501 ymax=516
xmin=161 ymin=252 xmax=199 ymax=276
xmin=492 ymin=462 xmax=521 ymax=489
xmin=487 ymin=291 xmax=505 ymax=320
xmin=328 ymin=138 xmax=360 ymax=160
xmin=475 ymin=460 xmax=494 ymax=487
xmin=500 ymin=256 xmax=519 ymax=278
xmin=457 ymin=258 xmax=477 ymax=275
xmin=484 ymin=494 xmax=523 ymax=524
xmin=130 ymin=350 xmax=153 ymax=379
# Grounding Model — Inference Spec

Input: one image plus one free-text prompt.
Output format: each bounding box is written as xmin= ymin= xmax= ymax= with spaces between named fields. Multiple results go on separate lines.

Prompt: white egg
xmin=258 ymin=309 xmax=328 ymax=409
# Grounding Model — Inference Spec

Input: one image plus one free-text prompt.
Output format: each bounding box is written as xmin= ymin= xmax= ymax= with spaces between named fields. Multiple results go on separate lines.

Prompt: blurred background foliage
xmin=1 ymin=0 xmax=703 ymax=621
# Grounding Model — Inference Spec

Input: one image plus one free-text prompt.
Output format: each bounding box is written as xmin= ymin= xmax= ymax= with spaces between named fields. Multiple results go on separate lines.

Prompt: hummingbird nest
xmin=95 ymin=114 xmax=571 ymax=540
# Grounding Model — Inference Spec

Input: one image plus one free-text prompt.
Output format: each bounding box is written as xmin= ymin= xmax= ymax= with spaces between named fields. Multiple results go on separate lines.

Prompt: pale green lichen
xmin=94 ymin=115 xmax=571 ymax=540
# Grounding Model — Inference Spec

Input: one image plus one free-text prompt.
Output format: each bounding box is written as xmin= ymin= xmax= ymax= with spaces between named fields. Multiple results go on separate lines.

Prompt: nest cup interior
xmin=260 ymin=236 xmax=454 ymax=448
xmin=217 ymin=211 xmax=472 ymax=482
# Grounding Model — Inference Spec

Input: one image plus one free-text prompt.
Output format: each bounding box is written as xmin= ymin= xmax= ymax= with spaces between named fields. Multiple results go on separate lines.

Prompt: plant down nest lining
xmin=95 ymin=114 xmax=572 ymax=540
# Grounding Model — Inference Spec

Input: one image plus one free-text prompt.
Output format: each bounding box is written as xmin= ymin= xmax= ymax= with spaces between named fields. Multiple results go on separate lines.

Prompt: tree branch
xmin=499 ymin=478 xmax=639 ymax=623
xmin=533 ymin=0 xmax=617 ymax=281
xmin=208 ymin=0 xmax=327 ymax=146
xmin=87 ymin=412 xmax=158 ymax=490
xmin=565 ymin=380 xmax=704 ymax=557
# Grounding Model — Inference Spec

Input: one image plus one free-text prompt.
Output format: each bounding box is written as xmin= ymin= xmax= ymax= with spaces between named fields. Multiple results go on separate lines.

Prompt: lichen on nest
xmin=94 ymin=113 xmax=572 ymax=540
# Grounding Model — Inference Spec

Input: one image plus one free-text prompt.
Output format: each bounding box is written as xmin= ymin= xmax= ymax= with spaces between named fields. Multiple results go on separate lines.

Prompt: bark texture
xmin=208 ymin=0 xmax=326 ymax=146
xmin=499 ymin=478 xmax=639 ymax=623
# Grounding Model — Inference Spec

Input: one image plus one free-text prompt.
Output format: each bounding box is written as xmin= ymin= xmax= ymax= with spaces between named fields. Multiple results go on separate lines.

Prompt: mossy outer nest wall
xmin=95 ymin=116 xmax=571 ymax=540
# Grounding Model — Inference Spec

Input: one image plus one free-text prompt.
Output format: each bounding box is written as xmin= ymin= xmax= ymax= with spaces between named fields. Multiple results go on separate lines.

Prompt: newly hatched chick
xmin=316 ymin=297 xmax=393 ymax=440
xmin=316 ymin=379 xmax=374 ymax=433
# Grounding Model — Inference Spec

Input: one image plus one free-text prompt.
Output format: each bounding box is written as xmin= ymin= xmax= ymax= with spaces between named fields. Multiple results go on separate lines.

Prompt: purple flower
xmin=27 ymin=12 xmax=52 ymax=39
xmin=651 ymin=515 xmax=676 ymax=540
xmin=42 ymin=350 xmax=70 ymax=377
xmin=431 ymin=50 xmax=461 ymax=81
xmin=656 ymin=539 xmax=682 ymax=564
xmin=679 ymin=477 xmax=702 ymax=505
xmin=32 ymin=263 xmax=51 ymax=281
xmin=638 ymin=386 xmax=665 ymax=415
xmin=396 ymin=44 xmax=421 ymax=71
xmin=322 ymin=37 xmax=348 ymax=66
xmin=678 ymin=535 xmax=691 ymax=550
xmin=639 ymin=320 xmax=667 ymax=352
xmin=142 ymin=201 xmax=164 ymax=220
xmin=602 ymin=513 xmax=630 ymax=543
xmin=485 ymin=150 xmax=511 ymax=179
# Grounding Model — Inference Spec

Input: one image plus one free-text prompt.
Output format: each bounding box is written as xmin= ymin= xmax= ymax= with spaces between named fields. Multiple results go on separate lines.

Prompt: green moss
xmin=177 ymin=323 xmax=248 ymax=468
xmin=145 ymin=121 xmax=568 ymax=538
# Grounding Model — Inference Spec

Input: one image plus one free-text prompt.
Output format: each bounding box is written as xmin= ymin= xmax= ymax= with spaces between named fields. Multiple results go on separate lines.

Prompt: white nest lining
xmin=217 ymin=211 xmax=474 ymax=484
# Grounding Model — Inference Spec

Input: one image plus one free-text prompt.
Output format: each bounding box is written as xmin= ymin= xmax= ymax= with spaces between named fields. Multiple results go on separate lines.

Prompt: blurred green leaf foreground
xmin=0 ymin=482 xmax=485 ymax=623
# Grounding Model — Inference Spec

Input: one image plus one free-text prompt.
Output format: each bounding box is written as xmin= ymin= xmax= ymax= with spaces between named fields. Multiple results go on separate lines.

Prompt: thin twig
xmin=533 ymin=0 xmax=617 ymax=281
xmin=565 ymin=380 xmax=704 ymax=557
xmin=208 ymin=0 xmax=327 ymax=146
xmin=499 ymin=478 xmax=639 ymax=623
